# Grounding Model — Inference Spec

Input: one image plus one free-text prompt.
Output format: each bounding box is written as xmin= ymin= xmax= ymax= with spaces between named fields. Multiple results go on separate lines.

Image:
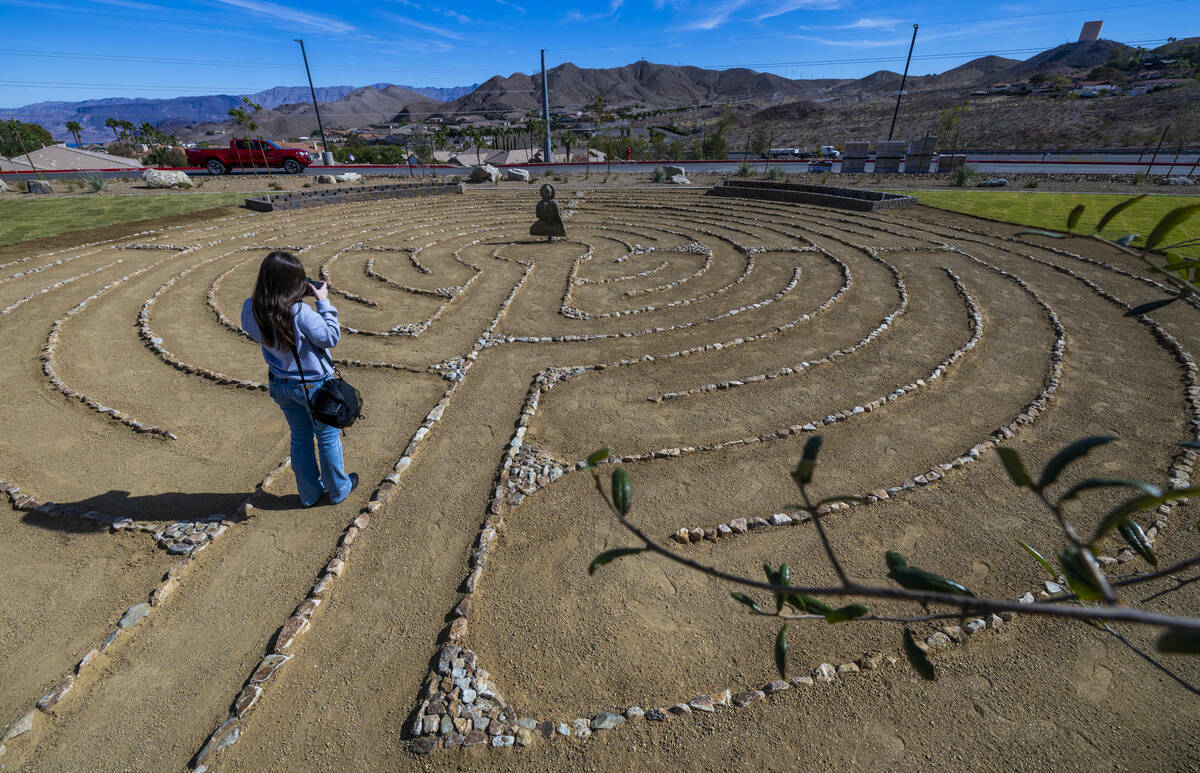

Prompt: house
xmin=1 ymin=144 xmax=142 ymax=171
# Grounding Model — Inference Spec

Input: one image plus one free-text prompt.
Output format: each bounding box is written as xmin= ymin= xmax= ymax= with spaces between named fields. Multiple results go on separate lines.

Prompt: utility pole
xmin=295 ymin=39 xmax=331 ymax=163
xmin=887 ymin=24 xmax=918 ymax=141
xmin=540 ymin=49 xmax=552 ymax=164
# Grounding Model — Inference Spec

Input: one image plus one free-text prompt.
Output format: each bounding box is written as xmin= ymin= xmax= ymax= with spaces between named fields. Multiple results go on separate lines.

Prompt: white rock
xmin=0 ymin=177 xmax=8 ymax=192
xmin=666 ymin=174 xmax=690 ymax=185
xmin=334 ymin=172 xmax=362 ymax=183
xmin=504 ymin=167 xmax=530 ymax=181
xmin=26 ymin=179 xmax=53 ymax=194
xmin=813 ymin=663 xmax=837 ymax=683
xmin=142 ymin=169 xmax=193 ymax=188
xmin=468 ymin=165 xmax=501 ymax=183
xmin=663 ymin=165 xmax=686 ymax=177
xmin=315 ymin=174 xmax=336 ymax=184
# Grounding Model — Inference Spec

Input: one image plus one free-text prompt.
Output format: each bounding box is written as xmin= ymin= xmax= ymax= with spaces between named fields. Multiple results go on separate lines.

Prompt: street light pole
xmin=887 ymin=24 xmax=919 ymax=141
xmin=294 ymin=38 xmax=330 ymax=162
xmin=540 ymin=49 xmax=552 ymax=164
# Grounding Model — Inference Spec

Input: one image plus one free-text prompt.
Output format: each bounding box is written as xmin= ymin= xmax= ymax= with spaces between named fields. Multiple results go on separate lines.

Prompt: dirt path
xmin=1 ymin=190 xmax=1196 ymax=772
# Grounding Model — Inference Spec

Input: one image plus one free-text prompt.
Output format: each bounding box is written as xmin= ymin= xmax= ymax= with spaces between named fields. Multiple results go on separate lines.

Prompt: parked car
xmin=185 ymin=139 xmax=313 ymax=175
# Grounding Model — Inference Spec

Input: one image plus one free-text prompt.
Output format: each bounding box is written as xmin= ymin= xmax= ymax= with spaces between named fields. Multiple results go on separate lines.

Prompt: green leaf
xmin=763 ymin=563 xmax=780 ymax=583
xmin=611 ymin=468 xmax=631 ymax=515
xmin=787 ymin=593 xmax=833 ymax=615
xmin=1017 ymin=540 xmax=1056 ymax=579
xmin=1117 ymin=519 xmax=1158 ymax=567
xmin=885 ymin=551 xmax=908 ymax=571
xmin=585 ymin=447 xmax=611 ymax=466
xmin=1058 ymin=546 xmax=1107 ymax=602
xmin=1155 ymin=628 xmax=1200 ymax=655
xmin=1123 ymin=297 xmax=1181 ymax=317
xmin=774 ymin=563 xmax=792 ymax=612
xmin=792 ymin=435 xmax=823 ymax=486
xmin=824 ymin=603 xmax=870 ymax=623
xmin=1057 ymin=477 xmax=1162 ymax=507
xmin=1038 ymin=436 xmax=1116 ymax=490
xmin=1014 ymin=229 xmax=1067 ymax=239
xmin=1145 ymin=202 xmax=1200 ymax=251
xmin=587 ymin=547 xmax=644 ymax=575
xmin=1093 ymin=194 xmax=1145 ymax=235
xmin=775 ymin=624 xmax=789 ymax=678
xmin=1160 ymin=259 xmax=1200 ymax=272
xmin=1066 ymin=203 xmax=1085 ymax=233
xmin=1093 ymin=487 xmax=1200 ymax=541
xmin=730 ymin=592 xmax=762 ymax=613
xmin=903 ymin=628 xmax=936 ymax=680
xmin=996 ymin=447 xmax=1034 ymax=488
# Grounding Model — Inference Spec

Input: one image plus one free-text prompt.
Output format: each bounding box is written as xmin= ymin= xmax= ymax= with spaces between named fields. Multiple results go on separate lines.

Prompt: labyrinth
xmin=1 ymin=188 xmax=1198 ymax=771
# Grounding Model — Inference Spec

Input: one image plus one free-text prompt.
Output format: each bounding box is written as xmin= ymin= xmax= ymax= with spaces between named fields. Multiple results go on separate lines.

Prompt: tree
xmin=65 ymin=121 xmax=83 ymax=148
xmin=587 ymin=199 xmax=1200 ymax=686
xmin=555 ymin=130 xmax=575 ymax=163
xmin=227 ymin=97 xmax=269 ymax=175
xmin=748 ymin=125 xmax=771 ymax=159
xmin=0 ymin=119 xmax=52 ymax=158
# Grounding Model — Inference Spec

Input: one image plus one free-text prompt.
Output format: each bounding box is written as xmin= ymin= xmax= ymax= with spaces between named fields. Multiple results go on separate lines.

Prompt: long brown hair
xmin=251 ymin=251 xmax=307 ymax=349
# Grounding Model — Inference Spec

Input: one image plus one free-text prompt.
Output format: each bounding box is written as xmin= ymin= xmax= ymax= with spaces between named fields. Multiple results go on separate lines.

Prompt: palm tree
xmin=105 ymin=118 xmax=119 ymax=142
xmin=65 ymin=121 xmax=82 ymax=147
xmin=139 ymin=122 xmax=158 ymax=146
xmin=118 ymin=120 xmax=135 ymax=141
xmin=555 ymin=129 xmax=575 ymax=163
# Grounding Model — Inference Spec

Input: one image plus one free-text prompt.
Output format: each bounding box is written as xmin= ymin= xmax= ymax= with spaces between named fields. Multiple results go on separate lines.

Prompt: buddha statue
xmin=530 ymin=183 xmax=566 ymax=241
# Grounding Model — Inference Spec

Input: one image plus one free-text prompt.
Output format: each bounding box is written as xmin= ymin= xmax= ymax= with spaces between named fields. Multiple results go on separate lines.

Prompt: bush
xmin=951 ymin=164 xmax=975 ymax=187
xmin=767 ymin=166 xmax=784 ymax=180
xmin=736 ymin=162 xmax=753 ymax=177
xmin=1024 ymin=179 xmax=1040 ymax=189
xmin=82 ymin=173 xmax=105 ymax=193
xmin=268 ymin=182 xmax=282 ymax=191
xmin=652 ymin=167 xmax=666 ymax=183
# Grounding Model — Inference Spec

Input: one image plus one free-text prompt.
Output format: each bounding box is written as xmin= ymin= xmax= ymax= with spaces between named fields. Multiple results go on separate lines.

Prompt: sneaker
xmin=331 ymin=473 xmax=359 ymax=505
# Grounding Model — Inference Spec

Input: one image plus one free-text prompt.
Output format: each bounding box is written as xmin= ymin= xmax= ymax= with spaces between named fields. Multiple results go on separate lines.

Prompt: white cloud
xmin=564 ymin=0 xmax=623 ymax=23
xmin=842 ymin=17 xmax=899 ymax=30
xmin=375 ymin=10 xmax=467 ymax=40
xmin=753 ymin=0 xmax=844 ymax=22
xmin=682 ymin=0 xmax=748 ymax=31
xmin=212 ymin=0 xmax=356 ymax=35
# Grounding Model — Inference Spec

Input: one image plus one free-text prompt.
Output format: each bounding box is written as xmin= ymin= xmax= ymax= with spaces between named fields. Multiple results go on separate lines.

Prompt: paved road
xmin=3 ymin=152 xmax=1198 ymax=181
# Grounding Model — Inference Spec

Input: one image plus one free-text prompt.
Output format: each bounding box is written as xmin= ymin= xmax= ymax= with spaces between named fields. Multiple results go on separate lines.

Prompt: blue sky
xmin=0 ymin=0 xmax=1194 ymax=107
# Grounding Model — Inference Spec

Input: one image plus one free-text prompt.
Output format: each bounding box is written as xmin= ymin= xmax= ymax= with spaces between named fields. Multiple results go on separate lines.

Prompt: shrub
xmin=951 ymin=164 xmax=975 ymax=187
xmin=268 ymin=182 xmax=283 ymax=191
xmin=302 ymin=183 xmax=311 ymax=189
xmin=652 ymin=167 xmax=666 ymax=183
xmin=1025 ymin=179 xmax=1040 ymax=189
xmin=767 ymin=166 xmax=784 ymax=180
xmin=82 ymin=173 xmax=105 ymax=193
xmin=736 ymin=162 xmax=753 ymax=177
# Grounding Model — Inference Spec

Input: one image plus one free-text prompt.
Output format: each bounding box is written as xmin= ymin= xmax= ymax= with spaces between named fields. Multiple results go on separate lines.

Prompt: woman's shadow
xmin=20 ymin=489 xmax=301 ymax=534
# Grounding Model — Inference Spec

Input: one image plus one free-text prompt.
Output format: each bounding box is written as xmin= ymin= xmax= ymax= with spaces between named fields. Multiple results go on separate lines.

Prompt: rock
xmin=26 ymin=179 xmax=53 ymax=194
xmin=0 ymin=178 xmax=8 ymax=192
xmin=315 ymin=174 xmax=336 ymax=184
xmin=505 ymin=168 xmax=530 ymax=182
xmin=194 ymin=718 xmax=239 ymax=765
xmin=667 ymin=174 xmax=690 ymax=185
xmin=645 ymin=708 xmax=669 ymax=721
xmin=688 ymin=695 xmax=716 ymax=712
xmin=625 ymin=706 xmax=644 ymax=720
xmin=151 ymin=578 xmax=179 ymax=606
xmin=118 ymin=602 xmax=151 ymax=628
xmin=1163 ymin=176 xmax=1195 ymax=186
xmin=142 ymin=169 xmax=193 ymax=188
xmin=813 ymin=663 xmax=837 ymax=683
xmin=837 ymin=663 xmax=860 ymax=676
xmin=1018 ymin=591 xmax=1035 ymax=604
xmin=273 ymin=615 xmax=310 ymax=652
xmin=412 ymin=736 xmax=440 ymax=754
xmin=986 ymin=613 xmax=1003 ymax=630
xmin=463 ymin=730 xmax=487 ymax=746
xmin=762 ymin=680 xmax=789 ymax=694
xmin=965 ymin=619 xmax=986 ymax=635
xmin=515 ymin=727 xmax=532 ymax=746
xmin=768 ymin=513 xmax=792 ymax=526
xmin=468 ymin=164 xmax=501 ymax=183
xmin=233 ymin=685 xmax=262 ymax=718
xmin=731 ymin=690 xmax=762 ymax=707
xmin=555 ymin=723 xmax=571 ymax=735
xmin=729 ymin=517 xmax=748 ymax=534
xmin=859 ymin=652 xmax=885 ymax=670
xmin=925 ymin=632 xmax=952 ymax=651
xmin=515 ymin=717 xmax=536 ymax=729
xmin=334 ymin=172 xmax=362 ymax=183
xmin=668 ymin=703 xmax=691 ymax=716
xmin=977 ymin=178 xmax=1007 ymax=187
xmin=37 ymin=676 xmax=74 ymax=710
xmin=3 ymin=710 xmax=35 ymax=742
xmin=1044 ymin=580 xmax=1064 ymax=594
xmin=663 ymin=165 xmax=686 ymax=177
xmin=591 ymin=711 xmax=625 ymax=730
xmin=249 ymin=653 xmax=291 ymax=684
xmin=789 ymin=676 xmax=815 ymax=688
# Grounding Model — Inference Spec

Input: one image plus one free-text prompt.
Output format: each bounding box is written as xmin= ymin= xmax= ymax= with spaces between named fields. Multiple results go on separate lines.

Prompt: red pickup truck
xmin=186 ymin=139 xmax=313 ymax=175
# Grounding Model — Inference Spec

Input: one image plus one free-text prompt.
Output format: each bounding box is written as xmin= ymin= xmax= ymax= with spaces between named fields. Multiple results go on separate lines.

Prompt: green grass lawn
xmin=0 ymin=192 xmax=253 ymax=246
xmin=899 ymin=190 xmax=1200 ymax=251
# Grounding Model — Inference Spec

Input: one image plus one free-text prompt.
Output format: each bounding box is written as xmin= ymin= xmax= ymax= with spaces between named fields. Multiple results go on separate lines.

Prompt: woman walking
xmin=242 ymin=251 xmax=358 ymax=507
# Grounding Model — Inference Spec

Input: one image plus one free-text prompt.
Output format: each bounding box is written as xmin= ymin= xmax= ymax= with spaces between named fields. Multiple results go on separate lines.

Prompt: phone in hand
xmin=306 ymin=277 xmax=324 ymax=293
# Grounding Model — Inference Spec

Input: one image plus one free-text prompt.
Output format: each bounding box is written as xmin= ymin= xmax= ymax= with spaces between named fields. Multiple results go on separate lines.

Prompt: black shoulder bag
xmin=288 ymin=341 xmax=363 ymax=429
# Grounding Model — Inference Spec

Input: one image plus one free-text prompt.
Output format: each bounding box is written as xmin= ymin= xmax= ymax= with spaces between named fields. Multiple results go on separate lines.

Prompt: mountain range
xmin=2 ymin=38 xmax=1194 ymax=145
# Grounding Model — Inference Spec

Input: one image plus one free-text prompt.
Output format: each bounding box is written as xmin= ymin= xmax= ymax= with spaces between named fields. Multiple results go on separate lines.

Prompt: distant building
xmin=1078 ymin=20 xmax=1104 ymax=42
xmin=1 ymin=144 xmax=141 ymax=172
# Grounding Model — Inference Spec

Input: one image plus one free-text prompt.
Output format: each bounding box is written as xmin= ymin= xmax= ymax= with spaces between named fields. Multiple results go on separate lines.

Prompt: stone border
xmin=243 ymin=181 xmax=465 ymax=212
xmin=707 ymin=180 xmax=916 ymax=211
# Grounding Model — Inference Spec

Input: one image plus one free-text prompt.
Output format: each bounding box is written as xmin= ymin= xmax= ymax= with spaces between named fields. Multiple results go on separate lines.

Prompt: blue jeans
xmin=269 ymin=375 xmax=353 ymax=507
